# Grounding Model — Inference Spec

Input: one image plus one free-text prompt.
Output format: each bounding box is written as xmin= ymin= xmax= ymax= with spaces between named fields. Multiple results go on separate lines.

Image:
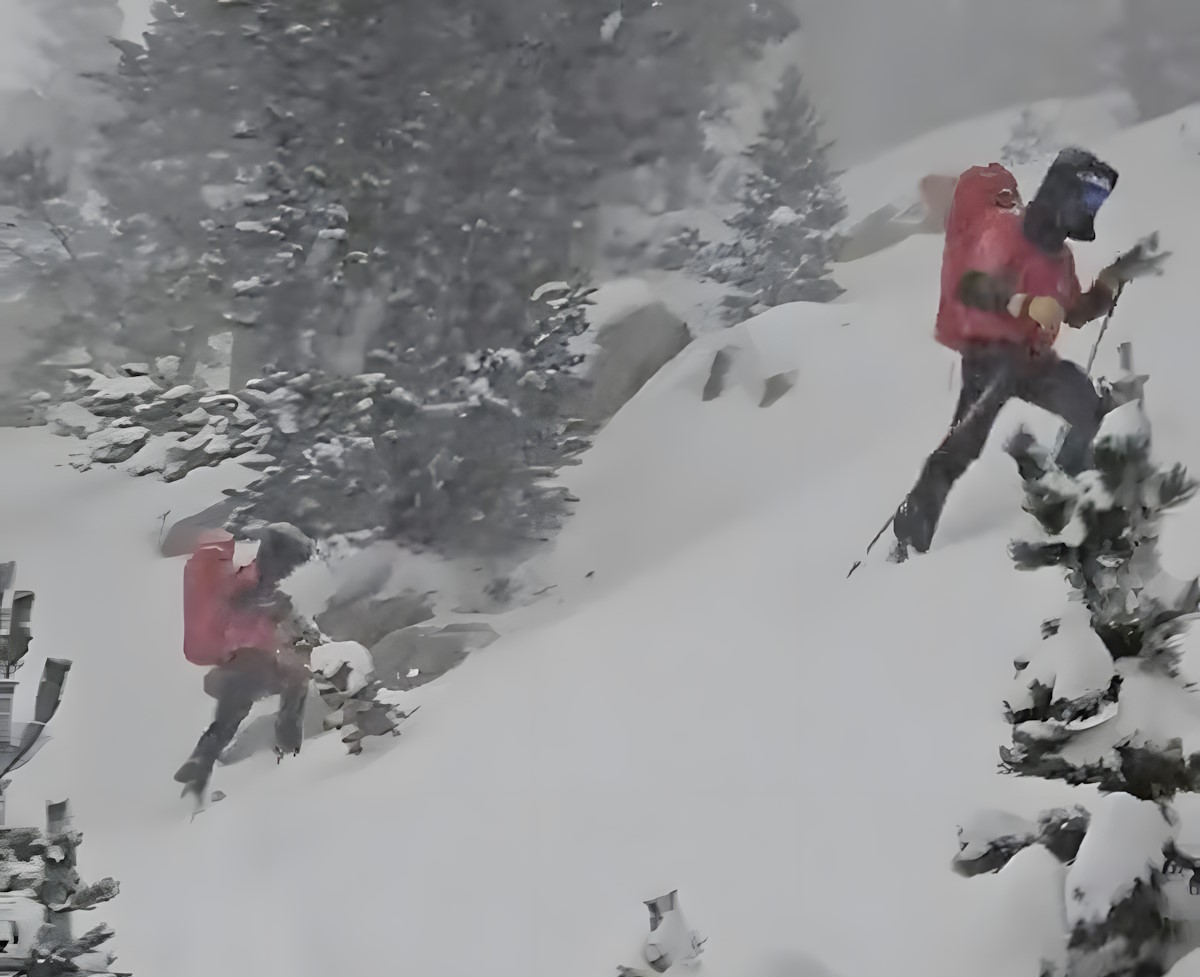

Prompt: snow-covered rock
xmin=178 ymin=408 xmax=211 ymax=428
xmin=577 ymin=301 xmax=691 ymax=425
xmin=154 ymin=355 xmax=181 ymax=383
xmin=203 ymin=434 xmax=234 ymax=456
xmin=41 ymin=345 xmax=93 ymax=368
xmin=311 ymin=641 xmax=375 ymax=697
xmin=369 ymin=622 xmax=499 ymax=689
xmin=85 ymin=425 xmax=150 ymax=464
xmin=47 ymin=402 xmax=102 ymax=437
xmin=85 ymin=374 xmax=161 ymax=402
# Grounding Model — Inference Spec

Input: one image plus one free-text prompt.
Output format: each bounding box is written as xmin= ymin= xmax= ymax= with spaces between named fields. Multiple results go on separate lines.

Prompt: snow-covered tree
xmin=0 ymin=824 xmax=126 ymax=975
xmin=20 ymin=0 xmax=795 ymax=562
xmin=1105 ymin=0 xmax=1200 ymax=123
xmin=0 ymin=148 xmax=133 ymax=391
xmin=14 ymin=0 xmax=123 ymax=173
xmin=955 ymin=352 xmax=1200 ymax=977
xmin=1007 ymin=384 xmax=1199 ymax=667
xmin=223 ymin=281 xmax=592 ymax=557
xmin=1001 ymin=108 xmax=1054 ymax=167
xmin=309 ymin=642 xmax=412 ymax=756
xmin=706 ymin=66 xmax=845 ymax=318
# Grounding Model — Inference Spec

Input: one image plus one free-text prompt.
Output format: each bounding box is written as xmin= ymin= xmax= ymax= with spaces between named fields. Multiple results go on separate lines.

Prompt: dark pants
xmin=893 ymin=343 xmax=1109 ymax=554
xmin=181 ymin=648 xmax=309 ymax=783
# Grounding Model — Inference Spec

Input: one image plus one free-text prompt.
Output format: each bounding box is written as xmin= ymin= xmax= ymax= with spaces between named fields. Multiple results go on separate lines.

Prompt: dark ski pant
xmin=893 ymin=342 xmax=1109 ymax=554
xmin=184 ymin=647 xmax=309 ymax=780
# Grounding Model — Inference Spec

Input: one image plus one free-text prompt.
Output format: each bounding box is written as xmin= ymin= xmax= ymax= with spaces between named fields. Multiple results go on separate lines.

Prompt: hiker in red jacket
xmin=891 ymin=148 xmax=1167 ymax=560
xmin=175 ymin=524 xmax=319 ymax=799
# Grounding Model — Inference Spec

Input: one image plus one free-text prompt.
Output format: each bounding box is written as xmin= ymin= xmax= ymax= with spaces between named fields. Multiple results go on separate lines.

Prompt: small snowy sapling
xmin=957 ymin=351 xmax=1200 ymax=977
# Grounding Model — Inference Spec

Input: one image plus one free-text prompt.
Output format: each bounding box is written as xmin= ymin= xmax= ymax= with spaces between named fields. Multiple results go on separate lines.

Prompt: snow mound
xmin=6 ymin=97 xmax=1200 ymax=977
xmin=1065 ymin=792 xmax=1175 ymax=927
xmin=310 ymin=641 xmax=374 ymax=697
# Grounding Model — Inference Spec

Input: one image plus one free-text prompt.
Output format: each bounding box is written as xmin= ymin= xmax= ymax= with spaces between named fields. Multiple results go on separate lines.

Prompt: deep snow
xmin=4 ymin=101 xmax=1200 ymax=977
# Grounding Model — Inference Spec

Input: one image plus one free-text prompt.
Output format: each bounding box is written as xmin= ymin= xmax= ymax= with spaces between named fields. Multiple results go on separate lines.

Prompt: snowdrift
xmin=3 ymin=102 xmax=1200 ymax=977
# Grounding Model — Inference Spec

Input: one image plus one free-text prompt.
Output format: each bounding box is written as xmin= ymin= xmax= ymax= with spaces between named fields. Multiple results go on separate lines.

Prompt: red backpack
xmin=182 ymin=533 xmax=237 ymax=667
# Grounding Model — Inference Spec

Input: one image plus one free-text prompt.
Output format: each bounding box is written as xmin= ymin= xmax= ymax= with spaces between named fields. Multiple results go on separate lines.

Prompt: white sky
xmin=0 ymin=0 xmax=1128 ymax=169
xmin=120 ymin=0 xmax=153 ymax=39
xmin=0 ymin=0 xmax=150 ymax=89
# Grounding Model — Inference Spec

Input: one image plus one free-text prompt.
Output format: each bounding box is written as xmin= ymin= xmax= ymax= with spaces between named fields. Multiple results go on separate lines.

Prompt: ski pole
xmin=1050 ymin=282 xmax=1125 ymax=463
xmin=847 ymin=371 xmax=1007 ymax=577
xmin=1084 ymin=282 xmax=1125 ymax=376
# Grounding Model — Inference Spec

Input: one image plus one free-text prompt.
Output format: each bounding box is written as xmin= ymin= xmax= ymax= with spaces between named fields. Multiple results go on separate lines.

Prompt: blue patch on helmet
xmin=1079 ymin=178 xmax=1111 ymax=216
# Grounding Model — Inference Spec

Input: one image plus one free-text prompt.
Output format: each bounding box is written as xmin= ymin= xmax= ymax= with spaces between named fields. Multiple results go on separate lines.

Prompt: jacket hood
xmin=945 ymin=163 xmax=1021 ymax=242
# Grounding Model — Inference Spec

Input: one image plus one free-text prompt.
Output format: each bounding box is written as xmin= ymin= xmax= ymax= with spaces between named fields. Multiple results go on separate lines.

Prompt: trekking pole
xmin=847 ymin=371 xmax=1007 ymax=578
xmin=1050 ymin=282 xmax=1125 ymax=463
xmin=1084 ymin=282 xmax=1125 ymax=377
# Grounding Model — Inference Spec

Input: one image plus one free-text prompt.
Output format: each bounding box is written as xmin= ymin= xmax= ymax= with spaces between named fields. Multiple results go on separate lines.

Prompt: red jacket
xmin=935 ymin=163 xmax=1082 ymax=353
xmin=183 ymin=536 xmax=278 ymax=667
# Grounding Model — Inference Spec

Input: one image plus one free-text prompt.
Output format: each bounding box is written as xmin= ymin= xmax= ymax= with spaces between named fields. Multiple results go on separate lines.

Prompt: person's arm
xmin=956 ymin=269 xmax=1069 ymax=334
xmin=1064 ymin=279 xmax=1116 ymax=328
xmin=951 ymin=223 xmax=1066 ymax=333
xmin=1064 ymin=234 xmax=1172 ymax=327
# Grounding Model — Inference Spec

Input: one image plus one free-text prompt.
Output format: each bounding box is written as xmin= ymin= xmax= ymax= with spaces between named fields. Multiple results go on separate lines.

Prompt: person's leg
xmin=1017 ymin=356 xmax=1108 ymax=475
xmin=893 ymin=349 xmax=1012 ymax=553
xmin=177 ymin=651 xmax=275 ymax=790
xmin=272 ymin=647 xmax=311 ymax=756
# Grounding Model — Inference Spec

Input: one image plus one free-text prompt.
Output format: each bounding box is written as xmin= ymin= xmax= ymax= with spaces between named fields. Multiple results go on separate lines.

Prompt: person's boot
xmin=274 ymin=704 xmax=304 ymax=759
xmin=174 ymin=754 xmax=212 ymax=800
xmin=887 ymin=537 xmax=911 ymax=564
xmin=892 ymin=496 xmax=935 ymax=557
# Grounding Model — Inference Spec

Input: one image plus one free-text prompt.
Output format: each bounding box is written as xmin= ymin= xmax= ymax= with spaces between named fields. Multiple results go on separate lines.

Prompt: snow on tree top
xmin=954 ymin=809 xmax=1037 ymax=860
xmin=1097 ymin=400 xmax=1151 ymax=451
xmin=767 ymin=205 xmax=800 ymax=226
xmin=1065 ymin=791 xmax=1176 ymax=927
xmin=1008 ymin=607 xmax=1114 ymax=715
xmin=311 ymin=641 xmax=375 ymax=697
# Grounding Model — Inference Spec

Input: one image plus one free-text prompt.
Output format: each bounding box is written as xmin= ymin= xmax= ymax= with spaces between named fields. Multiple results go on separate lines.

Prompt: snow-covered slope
xmin=837 ymin=92 xmax=1136 ymax=226
xmin=6 ymin=103 xmax=1200 ymax=977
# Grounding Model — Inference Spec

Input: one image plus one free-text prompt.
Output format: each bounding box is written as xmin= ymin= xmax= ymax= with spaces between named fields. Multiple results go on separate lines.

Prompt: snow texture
xmin=1097 ymin=400 xmax=1152 ymax=451
xmin=1065 ymin=792 xmax=1175 ymax=927
xmin=1007 ymin=605 xmax=1116 ymax=725
xmin=4 ymin=95 xmax=1200 ymax=977
xmin=310 ymin=641 xmax=374 ymax=697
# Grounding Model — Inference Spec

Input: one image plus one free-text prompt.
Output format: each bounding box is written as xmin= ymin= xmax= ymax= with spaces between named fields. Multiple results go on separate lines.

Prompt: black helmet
xmin=1025 ymin=147 xmax=1118 ymax=248
xmin=249 ymin=522 xmax=314 ymax=584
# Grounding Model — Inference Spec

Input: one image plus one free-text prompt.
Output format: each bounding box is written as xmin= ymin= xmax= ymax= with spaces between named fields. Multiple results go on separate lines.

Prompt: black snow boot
xmin=174 ymin=755 xmax=212 ymax=799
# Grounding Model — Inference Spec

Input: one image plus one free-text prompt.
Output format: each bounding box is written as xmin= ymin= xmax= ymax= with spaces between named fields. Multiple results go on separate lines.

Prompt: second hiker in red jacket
xmin=175 ymin=524 xmax=319 ymax=799
xmin=891 ymin=148 xmax=1164 ymax=560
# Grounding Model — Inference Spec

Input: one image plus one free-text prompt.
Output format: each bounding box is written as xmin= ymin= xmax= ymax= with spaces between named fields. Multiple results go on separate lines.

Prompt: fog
xmin=119 ymin=0 xmax=152 ymax=39
xmin=3 ymin=0 xmax=1127 ymax=171
xmin=793 ymin=0 xmax=1123 ymax=164
xmin=0 ymin=5 xmax=43 ymax=91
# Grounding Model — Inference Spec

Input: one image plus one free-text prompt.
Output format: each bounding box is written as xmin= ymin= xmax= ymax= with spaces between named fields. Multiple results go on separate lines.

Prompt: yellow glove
xmin=1007 ymin=293 xmax=1064 ymax=333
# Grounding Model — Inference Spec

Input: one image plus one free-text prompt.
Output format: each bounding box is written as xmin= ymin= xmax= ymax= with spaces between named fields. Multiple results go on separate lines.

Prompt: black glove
xmin=1099 ymin=232 xmax=1171 ymax=291
xmin=957 ymin=269 xmax=1014 ymax=312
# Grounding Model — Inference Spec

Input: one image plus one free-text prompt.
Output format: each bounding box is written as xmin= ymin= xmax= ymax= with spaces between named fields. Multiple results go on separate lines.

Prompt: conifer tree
xmin=708 ymin=66 xmax=846 ymax=316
